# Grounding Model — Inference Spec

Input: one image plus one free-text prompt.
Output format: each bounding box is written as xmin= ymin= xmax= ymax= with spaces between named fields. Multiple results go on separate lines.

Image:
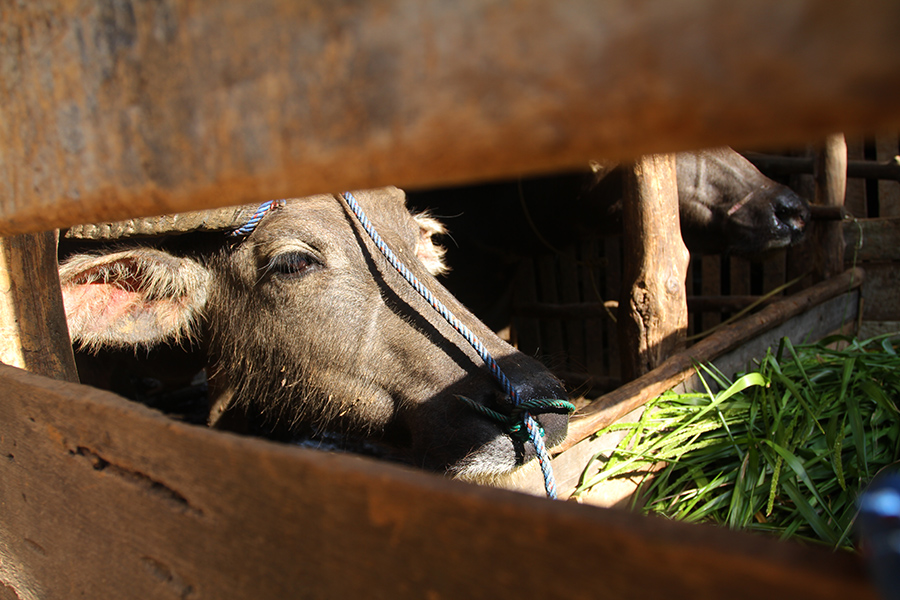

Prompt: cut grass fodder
xmin=576 ymin=334 xmax=900 ymax=550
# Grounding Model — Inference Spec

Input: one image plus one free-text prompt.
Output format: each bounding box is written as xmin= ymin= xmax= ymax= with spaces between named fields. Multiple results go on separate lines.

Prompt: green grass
xmin=575 ymin=334 xmax=900 ymax=550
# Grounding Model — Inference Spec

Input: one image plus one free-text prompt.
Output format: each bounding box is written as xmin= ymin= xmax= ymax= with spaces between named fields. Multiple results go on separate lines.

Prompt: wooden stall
xmin=2 ymin=1 xmax=900 ymax=598
xmin=747 ymin=133 xmax=900 ymax=330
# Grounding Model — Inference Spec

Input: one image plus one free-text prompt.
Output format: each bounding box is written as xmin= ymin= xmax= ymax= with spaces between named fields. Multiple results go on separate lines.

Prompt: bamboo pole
xmin=814 ymin=134 xmax=848 ymax=281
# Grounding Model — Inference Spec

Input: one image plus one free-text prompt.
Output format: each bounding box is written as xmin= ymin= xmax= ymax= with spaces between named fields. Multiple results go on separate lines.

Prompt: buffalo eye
xmin=267 ymin=251 xmax=319 ymax=278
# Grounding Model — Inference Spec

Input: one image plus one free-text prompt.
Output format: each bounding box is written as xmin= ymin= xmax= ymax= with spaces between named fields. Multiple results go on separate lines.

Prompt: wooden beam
xmin=618 ymin=154 xmax=689 ymax=381
xmin=559 ymin=267 xmax=865 ymax=453
xmin=844 ymin=217 xmax=900 ymax=262
xmin=503 ymin=273 xmax=862 ymax=498
xmin=0 ymin=232 xmax=78 ymax=382
xmin=745 ymin=153 xmax=900 ymax=182
xmin=3 ymin=1 xmax=900 ymax=235
xmin=514 ymin=296 xmax=783 ymax=319
xmin=0 ymin=363 xmax=877 ymax=599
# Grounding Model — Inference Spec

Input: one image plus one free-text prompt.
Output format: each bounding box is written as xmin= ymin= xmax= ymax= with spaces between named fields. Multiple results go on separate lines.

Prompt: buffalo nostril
xmin=773 ymin=193 xmax=810 ymax=234
xmin=510 ymin=381 xmax=572 ymax=447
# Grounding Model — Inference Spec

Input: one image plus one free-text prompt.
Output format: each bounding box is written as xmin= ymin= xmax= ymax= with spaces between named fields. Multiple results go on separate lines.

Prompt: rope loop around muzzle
xmin=341 ymin=191 xmax=573 ymax=499
xmin=456 ymin=396 xmax=576 ymax=443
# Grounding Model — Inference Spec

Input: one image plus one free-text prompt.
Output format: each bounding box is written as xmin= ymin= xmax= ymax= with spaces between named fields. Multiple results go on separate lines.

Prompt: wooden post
xmin=618 ymin=154 xmax=690 ymax=381
xmin=814 ymin=134 xmax=848 ymax=281
xmin=0 ymin=231 xmax=78 ymax=382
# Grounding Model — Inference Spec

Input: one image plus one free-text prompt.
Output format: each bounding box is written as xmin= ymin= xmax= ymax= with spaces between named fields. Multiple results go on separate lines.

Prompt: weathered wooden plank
xmin=4 ymin=1 xmax=900 ymax=235
xmin=0 ymin=362 xmax=877 ymax=600
xmin=844 ymin=217 xmax=900 ymax=262
xmin=699 ymin=255 xmax=722 ymax=331
xmin=618 ymin=154 xmax=689 ymax=381
xmin=560 ymin=267 xmax=865 ymax=452
xmin=876 ymin=133 xmax=900 ymax=217
xmin=857 ymin=262 xmax=900 ymax=321
xmin=711 ymin=289 xmax=859 ymax=380
xmin=0 ymin=232 xmax=77 ymax=381
xmin=559 ymin=246 xmax=584 ymax=374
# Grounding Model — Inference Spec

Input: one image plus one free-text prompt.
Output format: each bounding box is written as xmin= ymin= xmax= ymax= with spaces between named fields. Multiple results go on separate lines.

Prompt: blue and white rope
xmin=341 ymin=191 xmax=562 ymax=498
xmin=229 ymin=200 xmax=284 ymax=237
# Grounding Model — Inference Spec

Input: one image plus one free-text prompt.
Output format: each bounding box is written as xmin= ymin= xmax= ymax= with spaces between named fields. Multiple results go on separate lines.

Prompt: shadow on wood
xmin=0 ymin=361 xmax=877 ymax=599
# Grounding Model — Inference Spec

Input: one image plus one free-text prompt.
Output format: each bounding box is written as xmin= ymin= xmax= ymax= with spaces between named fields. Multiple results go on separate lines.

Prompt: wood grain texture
xmin=857 ymin=263 xmax=900 ymax=321
xmin=3 ymin=0 xmax=900 ymax=235
xmin=0 ymin=232 xmax=77 ymax=381
xmin=0 ymin=363 xmax=877 ymax=600
xmin=618 ymin=154 xmax=689 ymax=381
xmin=844 ymin=217 xmax=900 ymax=262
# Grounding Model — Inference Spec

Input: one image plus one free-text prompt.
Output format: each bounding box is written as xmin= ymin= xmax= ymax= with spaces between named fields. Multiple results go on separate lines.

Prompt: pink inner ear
xmin=64 ymin=282 xmax=144 ymax=324
xmin=62 ymin=281 xmax=191 ymax=346
xmin=59 ymin=249 xmax=209 ymax=348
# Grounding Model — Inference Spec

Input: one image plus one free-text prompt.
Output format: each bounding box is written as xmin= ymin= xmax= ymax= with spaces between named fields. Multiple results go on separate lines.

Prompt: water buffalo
xmin=408 ymin=146 xmax=810 ymax=259
xmin=59 ymin=187 xmax=570 ymax=482
xmin=581 ymin=147 xmax=811 ymax=257
xmin=405 ymin=146 xmax=810 ymax=331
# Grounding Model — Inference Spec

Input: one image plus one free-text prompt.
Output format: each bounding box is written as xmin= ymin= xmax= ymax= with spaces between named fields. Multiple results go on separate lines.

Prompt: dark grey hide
xmin=403 ymin=147 xmax=810 ymax=333
xmin=408 ymin=146 xmax=810 ymax=261
xmin=59 ymin=188 xmax=569 ymax=482
xmin=582 ymin=147 xmax=811 ymax=257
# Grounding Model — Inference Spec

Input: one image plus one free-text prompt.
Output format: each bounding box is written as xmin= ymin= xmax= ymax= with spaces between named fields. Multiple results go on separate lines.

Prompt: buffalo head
xmin=673 ymin=148 xmax=810 ymax=257
xmin=60 ymin=187 xmax=570 ymax=482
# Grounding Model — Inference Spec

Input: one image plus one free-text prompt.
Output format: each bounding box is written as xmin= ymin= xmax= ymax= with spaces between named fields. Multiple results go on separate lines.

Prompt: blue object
xmin=858 ymin=472 xmax=900 ymax=600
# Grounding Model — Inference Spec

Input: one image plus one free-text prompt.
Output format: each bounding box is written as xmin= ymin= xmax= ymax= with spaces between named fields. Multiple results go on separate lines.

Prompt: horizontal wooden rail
xmin=3 ymin=1 xmax=900 ymax=235
xmin=810 ymin=205 xmax=848 ymax=221
xmin=844 ymin=217 xmax=900 ymax=262
xmin=746 ymin=153 xmax=900 ymax=181
xmin=0 ymin=358 xmax=877 ymax=599
xmin=502 ymin=268 xmax=864 ymax=499
xmin=515 ymin=296 xmax=784 ymax=320
xmin=559 ymin=267 xmax=865 ymax=452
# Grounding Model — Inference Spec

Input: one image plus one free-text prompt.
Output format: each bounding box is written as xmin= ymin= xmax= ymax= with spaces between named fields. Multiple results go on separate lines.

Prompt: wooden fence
xmin=2 ymin=2 xmax=899 ymax=598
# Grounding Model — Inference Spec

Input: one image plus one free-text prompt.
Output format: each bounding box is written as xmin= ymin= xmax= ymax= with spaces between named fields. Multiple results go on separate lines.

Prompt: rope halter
xmin=229 ymin=199 xmax=285 ymax=237
xmin=340 ymin=191 xmax=573 ymax=498
xmin=231 ymin=194 xmax=574 ymax=498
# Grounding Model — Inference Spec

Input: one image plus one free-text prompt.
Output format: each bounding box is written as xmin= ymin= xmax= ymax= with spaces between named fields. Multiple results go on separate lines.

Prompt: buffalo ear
xmin=59 ymin=248 xmax=211 ymax=351
xmin=413 ymin=212 xmax=449 ymax=276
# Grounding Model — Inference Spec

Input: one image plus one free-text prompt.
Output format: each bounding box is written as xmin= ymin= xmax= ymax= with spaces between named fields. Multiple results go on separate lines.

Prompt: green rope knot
xmin=457 ymin=396 xmax=576 ymax=443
